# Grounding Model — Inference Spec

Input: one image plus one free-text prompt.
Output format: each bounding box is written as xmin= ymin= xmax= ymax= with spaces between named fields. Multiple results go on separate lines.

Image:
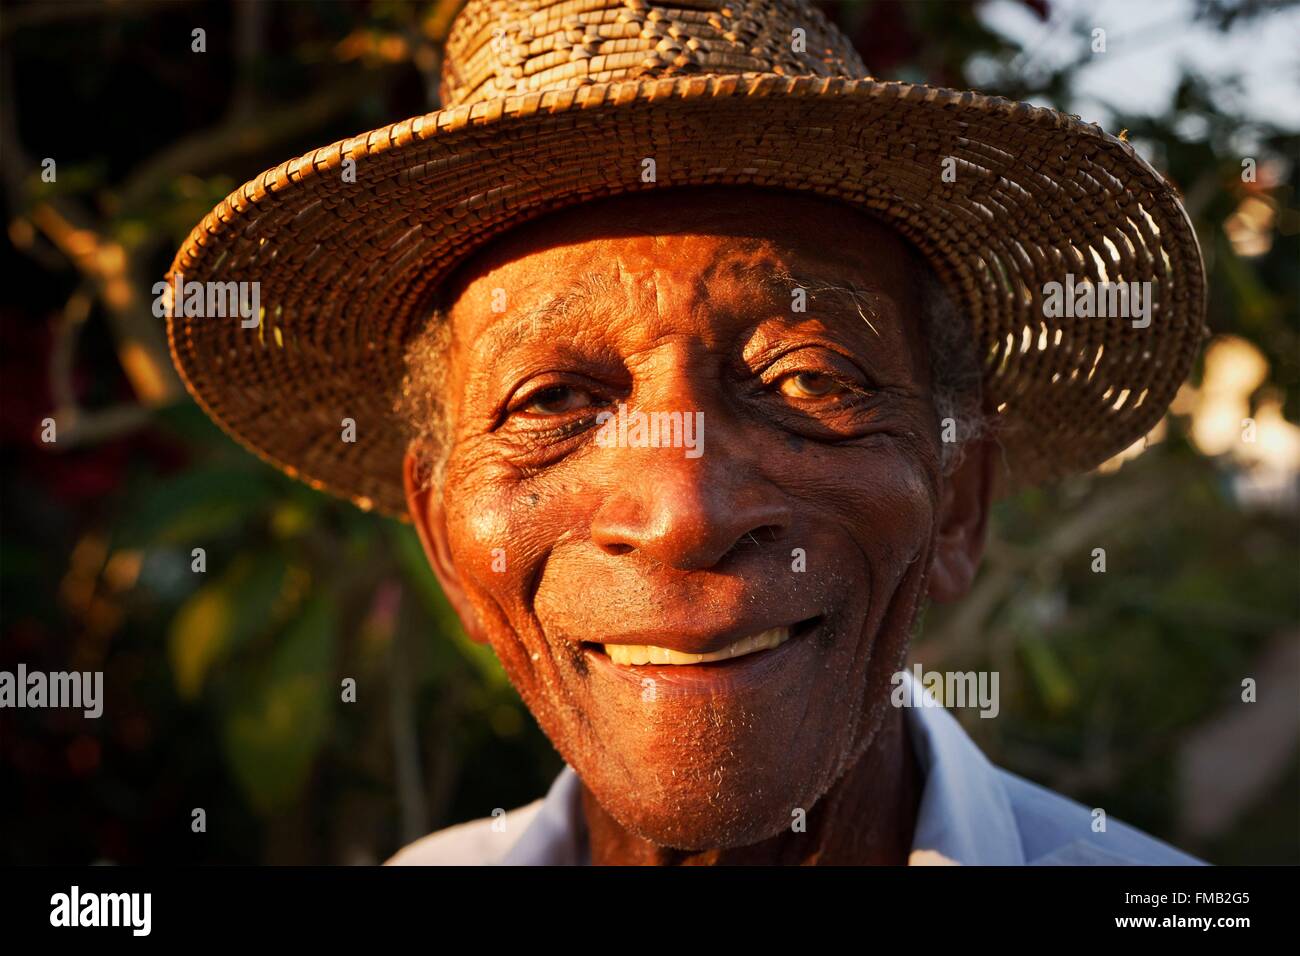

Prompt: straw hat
xmin=166 ymin=0 xmax=1206 ymax=518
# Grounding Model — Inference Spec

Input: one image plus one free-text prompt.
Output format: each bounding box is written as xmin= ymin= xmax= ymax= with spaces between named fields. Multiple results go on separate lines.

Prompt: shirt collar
xmin=901 ymin=671 xmax=1025 ymax=864
xmin=501 ymin=671 xmax=1024 ymax=865
xmin=499 ymin=765 xmax=587 ymax=865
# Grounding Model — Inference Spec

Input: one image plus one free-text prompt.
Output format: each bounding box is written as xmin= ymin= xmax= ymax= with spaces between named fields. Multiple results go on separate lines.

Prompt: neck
xmin=582 ymin=706 xmax=921 ymax=865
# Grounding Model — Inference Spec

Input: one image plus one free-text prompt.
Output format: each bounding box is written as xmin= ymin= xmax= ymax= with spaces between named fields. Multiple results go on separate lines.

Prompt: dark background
xmin=1 ymin=0 xmax=1297 ymax=864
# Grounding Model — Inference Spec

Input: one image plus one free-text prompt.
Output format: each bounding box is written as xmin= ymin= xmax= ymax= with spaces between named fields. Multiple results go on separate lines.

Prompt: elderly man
xmin=167 ymin=0 xmax=1206 ymax=865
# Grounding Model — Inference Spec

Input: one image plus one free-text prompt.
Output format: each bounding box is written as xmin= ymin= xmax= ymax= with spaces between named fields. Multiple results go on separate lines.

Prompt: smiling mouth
xmin=592 ymin=617 xmax=821 ymax=667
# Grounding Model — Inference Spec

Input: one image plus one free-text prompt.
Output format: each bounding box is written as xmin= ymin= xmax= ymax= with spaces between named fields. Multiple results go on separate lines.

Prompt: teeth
xmin=603 ymin=627 xmax=790 ymax=666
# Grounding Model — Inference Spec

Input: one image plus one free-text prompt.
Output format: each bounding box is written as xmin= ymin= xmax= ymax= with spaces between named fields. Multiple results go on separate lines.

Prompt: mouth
xmin=586 ymin=616 xmax=822 ymax=668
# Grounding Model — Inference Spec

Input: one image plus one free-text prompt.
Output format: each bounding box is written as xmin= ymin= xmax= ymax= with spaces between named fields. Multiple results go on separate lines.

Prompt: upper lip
xmin=583 ymin=614 xmax=821 ymax=656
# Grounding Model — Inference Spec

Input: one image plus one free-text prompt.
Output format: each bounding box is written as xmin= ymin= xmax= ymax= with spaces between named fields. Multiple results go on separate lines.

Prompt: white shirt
xmin=388 ymin=674 xmax=1203 ymax=866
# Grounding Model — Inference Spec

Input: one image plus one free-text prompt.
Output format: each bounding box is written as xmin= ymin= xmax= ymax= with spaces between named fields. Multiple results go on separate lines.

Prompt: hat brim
xmin=166 ymin=73 xmax=1206 ymax=518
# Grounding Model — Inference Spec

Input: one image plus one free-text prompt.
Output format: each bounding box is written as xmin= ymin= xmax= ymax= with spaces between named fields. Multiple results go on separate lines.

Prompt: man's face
xmin=408 ymin=189 xmax=979 ymax=850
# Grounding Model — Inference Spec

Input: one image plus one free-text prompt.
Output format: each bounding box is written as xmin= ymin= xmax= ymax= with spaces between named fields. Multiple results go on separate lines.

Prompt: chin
xmin=603 ymin=768 xmax=834 ymax=851
xmin=510 ymin=600 xmax=911 ymax=853
xmin=573 ymin=713 xmax=868 ymax=851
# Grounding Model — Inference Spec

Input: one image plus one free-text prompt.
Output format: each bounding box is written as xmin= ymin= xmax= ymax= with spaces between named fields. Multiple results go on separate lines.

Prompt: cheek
xmin=853 ymin=446 xmax=940 ymax=682
xmin=440 ymin=458 xmax=605 ymax=755
xmin=444 ymin=484 xmax=512 ymax=592
xmin=783 ymin=434 xmax=939 ymax=571
xmin=848 ymin=444 xmax=939 ymax=649
xmin=856 ymin=450 xmax=937 ymax=565
xmin=780 ymin=437 xmax=939 ymax=716
xmin=442 ymin=447 xmax=534 ymax=606
xmin=442 ymin=455 xmax=590 ymax=634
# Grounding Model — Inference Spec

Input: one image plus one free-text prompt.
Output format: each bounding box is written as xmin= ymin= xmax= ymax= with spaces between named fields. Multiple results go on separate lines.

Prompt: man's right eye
xmin=520 ymin=384 xmax=595 ymax=417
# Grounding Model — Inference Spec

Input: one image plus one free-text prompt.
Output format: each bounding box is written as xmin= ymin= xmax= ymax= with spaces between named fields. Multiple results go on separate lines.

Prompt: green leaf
xmin=220 ymin=596 xmax=338 ymax=815
xmin=115 ymin=466 xmax=274 ymax=548
xmin=1019 ymin=635 xmax=1078 ymax=714
xmin=168 ymin=553 xmax=289 ymax=699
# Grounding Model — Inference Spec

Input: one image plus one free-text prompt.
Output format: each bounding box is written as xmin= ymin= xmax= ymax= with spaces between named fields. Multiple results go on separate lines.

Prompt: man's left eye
xmin=777 ymin=371 xmax=845 ymax=399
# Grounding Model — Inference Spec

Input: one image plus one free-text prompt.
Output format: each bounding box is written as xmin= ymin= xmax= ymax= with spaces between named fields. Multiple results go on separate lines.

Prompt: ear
xmin=927 ymin=438 xmax=996 ymax=604
xmin=403 ymin=448 xmax=487 ymax=643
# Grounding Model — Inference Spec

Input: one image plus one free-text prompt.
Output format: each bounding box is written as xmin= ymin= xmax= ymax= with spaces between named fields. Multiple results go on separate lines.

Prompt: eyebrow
xmin=476 ymin=272 xmax=626 ymax=355
xmin=474 ymin=262 xmax=894 ymax=356
xmin=743 ymin=265 xmax=892 ymax=338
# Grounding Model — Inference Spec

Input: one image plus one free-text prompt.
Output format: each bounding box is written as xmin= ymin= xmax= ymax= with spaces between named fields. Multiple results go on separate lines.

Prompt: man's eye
xmin=777 ymin=371 xmax=845 ymax=399
xmin=522 ymin=385 xmax=594 ymax=416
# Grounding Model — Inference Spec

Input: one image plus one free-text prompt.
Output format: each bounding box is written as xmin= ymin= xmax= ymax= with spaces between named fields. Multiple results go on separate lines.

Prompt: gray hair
xmin=916 ymin=266 xmax=988 ymax=473
xmin=395 ymin=258 xmax=986 ymax=491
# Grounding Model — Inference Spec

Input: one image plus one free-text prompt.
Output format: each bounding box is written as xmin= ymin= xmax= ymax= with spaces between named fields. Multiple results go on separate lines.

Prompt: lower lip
xmin=581 ymin=623 xmax=818 ymax=694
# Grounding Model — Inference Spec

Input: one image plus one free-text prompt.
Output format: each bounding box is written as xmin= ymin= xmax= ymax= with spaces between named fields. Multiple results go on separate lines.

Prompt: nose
xmin=590 ymin=453 xmax=791 ymax=571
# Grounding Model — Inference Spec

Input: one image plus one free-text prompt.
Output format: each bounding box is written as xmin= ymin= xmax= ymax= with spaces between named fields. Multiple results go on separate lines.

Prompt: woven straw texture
xmin=167 ymin=0 xmax=1207 ymax=518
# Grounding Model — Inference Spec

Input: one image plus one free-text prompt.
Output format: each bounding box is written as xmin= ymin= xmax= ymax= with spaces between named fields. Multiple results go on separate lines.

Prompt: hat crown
xmin=441 ymin=0 xmax=868 ymax=107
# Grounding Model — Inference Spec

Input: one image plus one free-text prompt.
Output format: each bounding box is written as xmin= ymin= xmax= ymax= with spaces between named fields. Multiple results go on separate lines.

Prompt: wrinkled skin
xmin=406 ymin=187 xmax=995 ymax=865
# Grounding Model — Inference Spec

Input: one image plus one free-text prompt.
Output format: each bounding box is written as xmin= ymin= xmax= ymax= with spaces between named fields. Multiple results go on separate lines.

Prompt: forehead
xmin=443 ymin=189 xmax=916 ymax=337
xmin=452 ymin=185 xmax=909 ymax=297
